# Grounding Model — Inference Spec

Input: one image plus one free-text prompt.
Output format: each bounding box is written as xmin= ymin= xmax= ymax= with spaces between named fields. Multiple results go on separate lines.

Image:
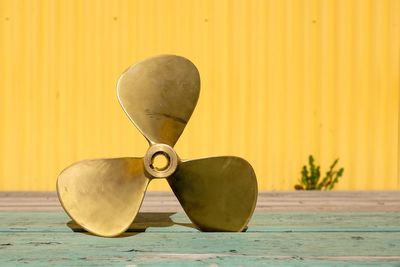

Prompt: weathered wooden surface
xmin=1 ymin=191 xmax=400 ymax=211
xmin=0 ymin=191 xmax=399 ymax=266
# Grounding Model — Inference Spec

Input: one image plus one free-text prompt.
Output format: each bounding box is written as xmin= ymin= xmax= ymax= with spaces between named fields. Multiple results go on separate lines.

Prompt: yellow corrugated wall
xmin=0 ymin=0 xmax=399 ymax=191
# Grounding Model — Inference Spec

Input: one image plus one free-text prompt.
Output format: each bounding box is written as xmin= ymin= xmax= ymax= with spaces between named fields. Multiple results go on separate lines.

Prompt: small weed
xmin=295 ymin=155 xmax=344 ymax=190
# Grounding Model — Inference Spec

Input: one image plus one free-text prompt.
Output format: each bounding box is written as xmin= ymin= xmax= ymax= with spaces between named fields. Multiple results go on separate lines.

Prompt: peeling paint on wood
xmin=0 ymin=211 xmax=399 ymax=266
xmin=0 ymin=192 xmax=399 ymax=266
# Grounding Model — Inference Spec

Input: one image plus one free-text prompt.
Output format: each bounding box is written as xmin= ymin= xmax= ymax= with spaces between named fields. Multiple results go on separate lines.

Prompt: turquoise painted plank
xmin=0 ymin=232 xmax=399 ymax=266
xmin=1 ymin=256 xmax=400 ymax=267
xmin=0 ymin=212 xmax=399 ymax=233
xmin=0 ymin=212 xmax=399 ymax=266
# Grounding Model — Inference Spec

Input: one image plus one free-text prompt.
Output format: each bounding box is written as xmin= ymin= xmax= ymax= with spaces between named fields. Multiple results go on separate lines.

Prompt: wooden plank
xmin=0 ymin=231 xmax=399 ymax=266
xmin=1 ymin=191 xmax=399 ymax=211
xmin=2 ymin=191 xmax=399 ymax=198
xmin=0 ymin=212 xmax=399 ymax=233
xmin=0 ymin=192 xmax=399 ymax=266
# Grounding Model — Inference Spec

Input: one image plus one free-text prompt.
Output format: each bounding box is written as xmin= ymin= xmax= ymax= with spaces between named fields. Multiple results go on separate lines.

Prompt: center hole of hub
xmin=151 ymin=152 xmax=170 ymax=171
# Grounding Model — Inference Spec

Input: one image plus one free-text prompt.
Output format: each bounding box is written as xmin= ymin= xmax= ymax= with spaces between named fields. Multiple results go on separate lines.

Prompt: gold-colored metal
xmin=57 ymin=55 xmax=258 ymax=237
xmin=117 ymin=55 xmax=200 ymax=146
xmin=57 ymin=158 xmax=149 ymax=237
xmin=168 ymin=157 xmax=258 ymax=232
xmin=144 ymin=144 xmax=179 ymax=178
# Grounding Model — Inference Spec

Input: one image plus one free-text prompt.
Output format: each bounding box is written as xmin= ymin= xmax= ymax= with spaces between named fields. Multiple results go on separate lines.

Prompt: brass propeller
xmin=57 ymin=55 xmax=258 ymax=237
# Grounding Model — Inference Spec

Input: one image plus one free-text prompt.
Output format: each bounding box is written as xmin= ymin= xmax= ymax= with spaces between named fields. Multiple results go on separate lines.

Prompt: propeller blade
xmin=57 ymin=158 xmax=149 ymax=237
xmin=117 ymin=55 xmax=200 ymax=147
xmin=167 ymin=157 xmax=258 ymax=232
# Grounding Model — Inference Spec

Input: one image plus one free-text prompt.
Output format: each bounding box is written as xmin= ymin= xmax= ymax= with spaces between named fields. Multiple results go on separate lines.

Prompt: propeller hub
xmin=144 ymin=144 xmax=179 ymax=178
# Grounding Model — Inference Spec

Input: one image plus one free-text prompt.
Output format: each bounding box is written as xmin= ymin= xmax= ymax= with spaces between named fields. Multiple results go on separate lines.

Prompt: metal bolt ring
xmin=144 ymin=144 xmax=179 ymax=178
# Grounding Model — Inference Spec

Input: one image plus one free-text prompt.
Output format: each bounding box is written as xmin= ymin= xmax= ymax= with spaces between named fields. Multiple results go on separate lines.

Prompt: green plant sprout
xmin=295 ymin=155 xmax=344 ymax=190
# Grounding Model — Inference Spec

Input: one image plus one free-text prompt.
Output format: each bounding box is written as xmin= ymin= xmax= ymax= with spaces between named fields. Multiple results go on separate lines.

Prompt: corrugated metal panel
xmin=0 ymin=0 xmax=398 ymax=191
